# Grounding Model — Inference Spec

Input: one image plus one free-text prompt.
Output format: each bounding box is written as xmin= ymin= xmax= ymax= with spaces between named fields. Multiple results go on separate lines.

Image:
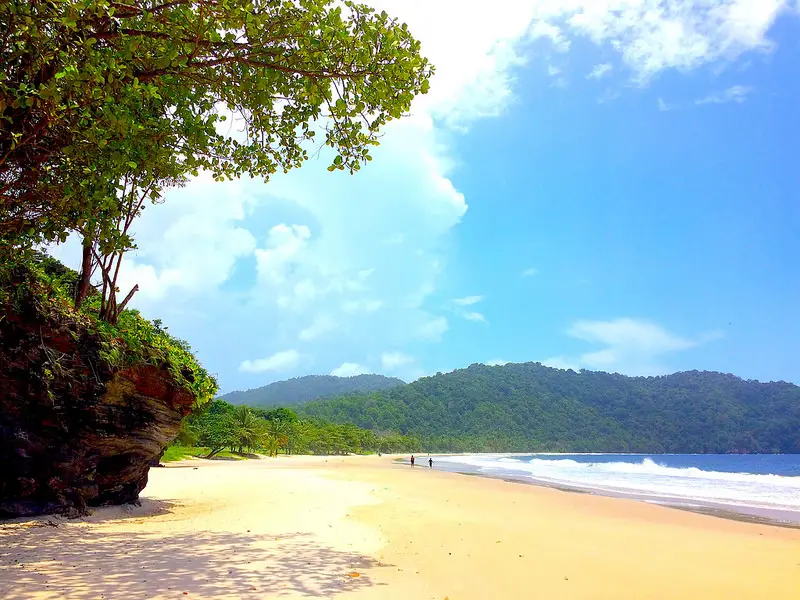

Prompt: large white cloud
xmin=544 ymin=318 xmax=723 ymax=375
xmin=533 ymin=0 xmax=792 ymax=79
xmin=369 ymin=0 xmax=794 ymax=115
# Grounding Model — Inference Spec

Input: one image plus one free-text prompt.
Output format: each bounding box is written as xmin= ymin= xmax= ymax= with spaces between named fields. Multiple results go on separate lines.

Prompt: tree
xmin=195 ymin=414 xmax=238 ymax=458
xmin=227 ymin=405 xmax=268 ymax=454
xmin=1 ymin=0 xmax=432 ymax=272
xmin=256 ymin=407 xmax=299 ymax=424
xmin=185 ymin=399 xmax=420 ymax=456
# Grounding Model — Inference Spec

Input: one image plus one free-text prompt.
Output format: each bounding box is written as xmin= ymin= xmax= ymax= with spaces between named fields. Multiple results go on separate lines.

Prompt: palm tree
xmin=228 ymin=406 xmax=267 ymax=454
xmin=265 ymin=418 xmax=288 ymax=457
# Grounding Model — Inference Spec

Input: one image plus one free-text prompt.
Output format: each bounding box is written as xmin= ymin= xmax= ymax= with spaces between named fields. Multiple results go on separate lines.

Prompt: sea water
xmin=435 ymin=453 xmax=800 ymax=523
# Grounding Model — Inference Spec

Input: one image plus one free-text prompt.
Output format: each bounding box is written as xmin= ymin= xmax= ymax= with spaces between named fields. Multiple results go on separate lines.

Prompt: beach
xmin=1 ymin=456 xmax=799 ymax=599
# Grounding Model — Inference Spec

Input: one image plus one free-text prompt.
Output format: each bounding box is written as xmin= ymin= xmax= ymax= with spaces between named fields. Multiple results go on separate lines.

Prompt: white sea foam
xmin=436 ymin=455 xmax=800 ymax=513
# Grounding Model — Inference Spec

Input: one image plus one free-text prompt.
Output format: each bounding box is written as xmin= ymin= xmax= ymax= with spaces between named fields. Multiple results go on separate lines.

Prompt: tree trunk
xmin=74 ymin=236 xmax=93 ymax=309
xmin=110 ymin=284 xmax=139 ymax=324
xmin=204 ymin=447 xmax=223 ymax=459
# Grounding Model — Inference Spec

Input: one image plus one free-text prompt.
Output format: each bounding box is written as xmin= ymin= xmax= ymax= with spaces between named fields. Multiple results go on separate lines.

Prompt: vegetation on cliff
xmin=296 ymin=363 xmax=800 ymax=453
xmin=1 ymin=253 xmax=218 ymax=404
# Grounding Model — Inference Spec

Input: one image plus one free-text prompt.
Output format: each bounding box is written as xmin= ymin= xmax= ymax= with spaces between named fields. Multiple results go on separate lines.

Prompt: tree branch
xmin=136 ymin=57 xmax=379 ymax=81
xmin=116 ymin=283 xmax=139 ymax=315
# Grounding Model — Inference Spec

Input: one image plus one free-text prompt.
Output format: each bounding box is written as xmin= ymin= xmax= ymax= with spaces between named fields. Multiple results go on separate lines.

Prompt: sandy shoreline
xmin=2 ymin=455 xmax=799 ymax=599
xmin=430 ymin=464 xmax=800 ymax=528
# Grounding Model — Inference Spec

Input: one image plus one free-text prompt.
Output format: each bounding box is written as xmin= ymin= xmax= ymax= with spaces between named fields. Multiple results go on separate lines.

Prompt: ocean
xmin=434 ymin=453 xmax=800 ymax=524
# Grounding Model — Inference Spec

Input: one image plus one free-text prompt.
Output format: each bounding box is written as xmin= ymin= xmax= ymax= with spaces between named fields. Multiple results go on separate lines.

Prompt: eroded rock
xmin=0 ymin=292 xmax=195 ymax=519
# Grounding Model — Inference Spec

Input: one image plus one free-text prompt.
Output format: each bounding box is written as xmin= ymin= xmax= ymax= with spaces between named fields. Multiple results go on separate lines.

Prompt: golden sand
xmin=1 ymin=455 xmax=798 ymax=599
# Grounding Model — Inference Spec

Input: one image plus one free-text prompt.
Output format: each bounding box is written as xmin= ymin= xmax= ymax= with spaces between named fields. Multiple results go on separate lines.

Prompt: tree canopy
xmin=297 ymin=363 xmax=800 ymax=453
xmin=1 ymin=0 xmax=431 ymax=241
xmin=184 ymin=400 xmax=419 ymax=456
xmin=1 ymin=0 xmax=431 ymax=325
xmin=219 ymin=374 xmax=405 ymax=407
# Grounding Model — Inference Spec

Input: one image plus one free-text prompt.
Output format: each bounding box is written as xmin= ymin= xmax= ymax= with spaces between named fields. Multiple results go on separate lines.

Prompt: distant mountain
xmin=219 ymin=374 xmax=405 ymax=407
xmin=297 ymin=362 xmax=800 ymax=453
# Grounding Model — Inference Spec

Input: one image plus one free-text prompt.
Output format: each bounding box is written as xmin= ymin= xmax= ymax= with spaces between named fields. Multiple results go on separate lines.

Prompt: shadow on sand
xmin=0 ymin=518 xmax=386 ymax=598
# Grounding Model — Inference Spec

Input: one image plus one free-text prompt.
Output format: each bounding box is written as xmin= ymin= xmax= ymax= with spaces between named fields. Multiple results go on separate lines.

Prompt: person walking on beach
xmin=410 ymin=455 xmax=415 ymax=467
xmin=428 ymin=457 xmax=433 ymax=468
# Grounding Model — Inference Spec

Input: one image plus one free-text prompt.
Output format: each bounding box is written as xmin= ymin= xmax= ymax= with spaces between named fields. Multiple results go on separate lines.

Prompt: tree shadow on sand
xmin=0 ymin=521 xmax=387 ymax=599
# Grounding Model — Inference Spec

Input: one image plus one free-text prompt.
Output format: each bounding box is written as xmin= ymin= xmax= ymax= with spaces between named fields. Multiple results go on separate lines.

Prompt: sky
xmin=51 ymin=0 xmax=800 ymax=392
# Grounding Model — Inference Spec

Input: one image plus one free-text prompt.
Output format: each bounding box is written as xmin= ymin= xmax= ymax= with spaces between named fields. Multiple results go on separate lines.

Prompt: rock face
xmin=0 ymin=294 xmax=195 ymax=519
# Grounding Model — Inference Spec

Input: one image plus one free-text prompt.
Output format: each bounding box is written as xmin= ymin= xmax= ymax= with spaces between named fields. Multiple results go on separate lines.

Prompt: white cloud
xmin=529 ymin=21 xmax=571 ymax=52
xmin=462 ymin=311 xmax=487 ymax=323
xmin=587 ymin=63 xmax=613 ymax=79
xmin=660 ymin=85 xmax=754 ymax=112
xmin=547 ymin=318 xmax=724 ymax=375
xmin=485 ymin=359 xmax=509 ymax=366
xmin=368 ymin=1 xmax=552 ymax=127
xmin=696 ymin=85 xmax=754 ymax=104
xmin=598 ymin=90 xmax=621 ymax=104
xmin=298 ymin=315 xmax=338 ymax=341
xmin=100 ymin=173 xmax=258 ymax=305
xmin=521 ymin=267 xmax=539 ymax=277
xmin=658 ymin=98 xmax=677 ymax=112
xmin=548 ymin=64 xmax=562 ymax=76
xmin=415 ymin=316 xmax=449 ymax=341
xmin=330 ymin=362 xmax=371 ymax=377
xmin=255 ymin=224 xmax=311 ymax=286
xmin=374 ymin=0 xmax=792 ymax=98
xmin=551 ymin=0 xmax=791 ymax=81
xmin=371 ymin=0 xmax=792 ymax=124
xmin=569 ymin=319 xmax=697 ymax=353
xmin=239 ymin=350 xmax=300 ymax=373
xmin=453 ymin=295 xmax=485 ymax=306
xmin=381 ymin=352 xmax=415 ymax=371
xmin=542 ymin=356 xmax=581 ymax=371
xmin=341 ymin=299 xmax=383 ymax=314
xmin=452 ymin=295 xmax=486 ymax=323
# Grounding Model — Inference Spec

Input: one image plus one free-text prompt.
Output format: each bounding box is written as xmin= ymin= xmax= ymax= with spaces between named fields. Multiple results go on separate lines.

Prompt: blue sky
xmin=52 ymin=1 xmax=800 ymax=391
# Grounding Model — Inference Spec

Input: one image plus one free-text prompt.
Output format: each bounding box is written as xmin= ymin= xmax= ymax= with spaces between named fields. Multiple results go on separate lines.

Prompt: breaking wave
xmin=436 ymin=454 xmax=800 ymax=513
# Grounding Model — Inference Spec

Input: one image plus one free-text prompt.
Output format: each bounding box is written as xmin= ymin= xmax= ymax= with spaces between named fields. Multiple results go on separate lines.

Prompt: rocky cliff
xmin=0 ymin=274 xmax=198 ymax=519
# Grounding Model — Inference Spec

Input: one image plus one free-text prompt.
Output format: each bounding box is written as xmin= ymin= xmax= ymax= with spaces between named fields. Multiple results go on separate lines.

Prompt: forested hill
xmin=219 ymin=374 xmax=405 ymax=407
xmin=297 ymin=363 xmax=800 ymax=453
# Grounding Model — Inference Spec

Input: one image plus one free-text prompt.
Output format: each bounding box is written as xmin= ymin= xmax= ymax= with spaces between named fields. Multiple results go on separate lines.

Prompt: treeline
xmin=296 ymin=363 xmax=800 ymax=453
xmin=176 ymin=400 xmax=420 ymax=457
xmin=219 ymin=374 xmax=404 ymax=408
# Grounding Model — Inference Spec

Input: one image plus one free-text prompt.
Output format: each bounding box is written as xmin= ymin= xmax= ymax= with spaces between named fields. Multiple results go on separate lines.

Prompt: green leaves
xmin=1 ymin=0 xmax=432 ymax=318
xmin=188 ymin=399 xmax=419 ymax=456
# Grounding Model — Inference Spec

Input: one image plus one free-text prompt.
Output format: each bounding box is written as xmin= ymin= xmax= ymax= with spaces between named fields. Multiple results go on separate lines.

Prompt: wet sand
xmin=1 ymin=455 xmax=798 ymax=599
xmin=433 ymin=464 xmax=800 ymax=528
